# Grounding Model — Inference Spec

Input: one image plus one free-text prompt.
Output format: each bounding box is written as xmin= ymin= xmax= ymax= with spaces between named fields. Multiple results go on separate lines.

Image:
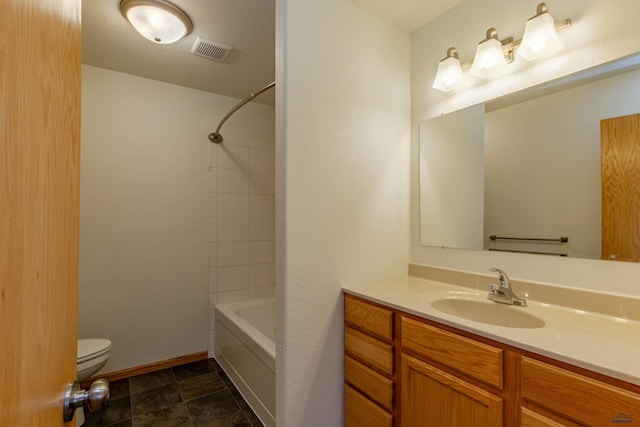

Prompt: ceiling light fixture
xmin=432 ymin=47 xmax=465 ymax=92
xmin=432 ymin=2 xmax=571 ymax=92
xmin=518 ymin=3 xmax=565 ymax=60
xmin=119 ymin=0 xmax=193 ymax=45
xmin=469 ymin=28 xmax=512 ymax=79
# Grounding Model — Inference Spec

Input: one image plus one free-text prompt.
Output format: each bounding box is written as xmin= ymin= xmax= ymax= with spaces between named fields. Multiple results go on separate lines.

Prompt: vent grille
xmin=191 ymin=37 xmax=232 ymax=61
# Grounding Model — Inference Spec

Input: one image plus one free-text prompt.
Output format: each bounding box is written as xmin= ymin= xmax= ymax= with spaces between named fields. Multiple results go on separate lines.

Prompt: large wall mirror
xmin=420 ymin=54 xmax=640 ymax=261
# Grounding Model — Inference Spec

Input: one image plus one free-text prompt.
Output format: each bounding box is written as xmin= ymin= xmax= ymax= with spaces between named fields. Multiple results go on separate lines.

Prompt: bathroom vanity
xmin=343 ymin=268 xmax=640 ymax=426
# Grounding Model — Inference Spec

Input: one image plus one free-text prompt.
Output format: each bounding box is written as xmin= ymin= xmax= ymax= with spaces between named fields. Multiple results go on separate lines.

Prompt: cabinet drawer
xmin=522 ymin=356 xmax=640 ymax=426
xmin=345 ymin=355 xmax=394 ymax=412
xmin=345 ymin=295 xmax=394 ymax=342
xmin=401 ymin=316 xmax=503 ymax=389
xmin=345 ymin=327 xmax=394 ymax=376
xmin=345 ymin=384 xmax=394 ymax=427
xmin=521 ymin=407 xmax=582 ymax=427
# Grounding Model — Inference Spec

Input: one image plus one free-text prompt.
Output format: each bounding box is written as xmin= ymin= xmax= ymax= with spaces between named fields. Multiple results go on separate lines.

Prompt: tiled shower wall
xmin=207 ymin=135 xmax=275 ymax=353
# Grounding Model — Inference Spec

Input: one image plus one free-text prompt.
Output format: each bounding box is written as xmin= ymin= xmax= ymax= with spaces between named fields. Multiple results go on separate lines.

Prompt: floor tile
xmin=129 ymin=368 xmax=176 ymax=395
xmin=131 ymin=383 xmax=182 ymax=416
xmin=132 ymin=403 xmax=193 ymax=427
xmin=83 ymin=395 xmax=132 ymax=427
xmin=246 ymin=412 xmax=264 ymax=427
xmin=108 ymin=378 xmax=131 ymax=400
xmin=81 ymin=358 xmax=261 ymax=427
xmin=179 ymin=371 xmax=227 ymax=401
xmin=173 ymin=360 xmax=215 ymax=381
xmin=214 ymin=365 xmax=235 ymax=389
xmin=185 ymin=389 xmax=251 ymax=426
xmin=230 ymin=387 xmax=264 ymax=427
xmin=208 ymin=358 xmax=224 ymax=373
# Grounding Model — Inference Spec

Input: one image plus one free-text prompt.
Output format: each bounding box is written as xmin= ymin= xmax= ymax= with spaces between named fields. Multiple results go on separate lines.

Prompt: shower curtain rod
xmin=208 ymin=81 xmax=276 ymax=144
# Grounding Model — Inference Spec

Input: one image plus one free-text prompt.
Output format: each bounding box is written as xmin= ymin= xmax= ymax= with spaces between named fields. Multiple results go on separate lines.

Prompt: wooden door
xmin=601 ymin=113 xmax=640 ymax=261
xmin=0 ymin=0 xmax=81 ymax=425
xmin=400 ymin=355 xmax=503 ymax=427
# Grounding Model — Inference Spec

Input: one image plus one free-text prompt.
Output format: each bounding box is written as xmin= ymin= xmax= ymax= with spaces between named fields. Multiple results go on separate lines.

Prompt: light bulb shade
xmin=432 ymin=56 xmax=464 ymax=92
xmin=518 ymin=12 xmax=563 ymax=60
xmin=469 ymin=38 xmax=509 ymax=79
xmin=120 ymin=0 xmax=192 ymax=44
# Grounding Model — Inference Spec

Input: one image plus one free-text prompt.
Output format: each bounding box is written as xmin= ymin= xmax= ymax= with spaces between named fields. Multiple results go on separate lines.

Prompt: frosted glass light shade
xmin=432 ymin=56 xmax=464 ymax=92
xmin=469 ymin=38 xmax=508 ymax=79
xmin=518 ymin=12 xmax=563 ymax=60
xmin=120 ymin=0 xmax=192 ymax=45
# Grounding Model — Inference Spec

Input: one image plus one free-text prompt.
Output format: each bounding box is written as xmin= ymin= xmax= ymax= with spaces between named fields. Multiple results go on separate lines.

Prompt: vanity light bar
xmin=432 ymin=2 xmax=571 ymax=92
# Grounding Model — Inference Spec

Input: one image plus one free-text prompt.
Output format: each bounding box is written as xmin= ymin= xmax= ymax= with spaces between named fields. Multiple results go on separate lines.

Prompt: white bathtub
xmin=215 ymin=298 xmax=275 ymax=427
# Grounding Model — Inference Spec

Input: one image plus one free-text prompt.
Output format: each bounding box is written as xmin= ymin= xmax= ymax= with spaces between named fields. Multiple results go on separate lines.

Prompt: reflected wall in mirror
xmin=420 ymin=105 xmax=484 ymax=249
xmin=419 ymin=55 xmax=640 ymax=261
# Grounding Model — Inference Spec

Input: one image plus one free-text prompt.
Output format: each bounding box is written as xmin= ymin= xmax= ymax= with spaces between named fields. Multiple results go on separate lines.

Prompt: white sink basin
xmin=430 ymin=298 xmax=545 ymax=329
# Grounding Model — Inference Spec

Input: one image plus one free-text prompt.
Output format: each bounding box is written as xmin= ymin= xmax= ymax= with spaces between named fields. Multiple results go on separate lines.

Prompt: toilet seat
xmin=77 ymin=338 xmax=111 ymax=363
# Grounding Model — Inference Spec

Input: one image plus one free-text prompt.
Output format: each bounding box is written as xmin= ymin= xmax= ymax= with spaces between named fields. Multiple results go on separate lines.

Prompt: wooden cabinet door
xmin=601 ymin=113 xmax=640 ymax=261
xmin=1 ymin=0 xmax=81 ymax=425
xmin=400 ymin=355 xmax=503 ymax=427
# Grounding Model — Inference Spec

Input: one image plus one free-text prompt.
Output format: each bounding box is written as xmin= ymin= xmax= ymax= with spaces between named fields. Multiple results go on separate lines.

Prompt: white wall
xmin=411 ymin=0 xmax=640 ymax=296
xmin=485 ymin=67 xmax=640 ymax=258
xmin=80 ymin=65 xmax=274 ymax=373
xmin=420 ymin=104 xmax=484 ymax=249
xmin=276 ymin=0 xmax=411 ymax=424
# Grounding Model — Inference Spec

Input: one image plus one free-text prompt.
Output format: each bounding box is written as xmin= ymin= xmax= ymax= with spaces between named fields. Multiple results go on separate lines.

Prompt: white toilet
xmin=77 ymin=338 xmax=112 ymax=381
xmin=76 ymin=339 xmax=111 ymax=426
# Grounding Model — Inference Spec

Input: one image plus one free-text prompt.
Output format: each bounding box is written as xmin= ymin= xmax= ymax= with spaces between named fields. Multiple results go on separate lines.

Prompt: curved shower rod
xmin=208 ymin=81 xmax=276 ymax=144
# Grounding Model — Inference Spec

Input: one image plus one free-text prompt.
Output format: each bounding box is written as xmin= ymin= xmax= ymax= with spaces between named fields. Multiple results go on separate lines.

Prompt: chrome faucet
xmin=487 ymin=268 xmax=527 ymax=306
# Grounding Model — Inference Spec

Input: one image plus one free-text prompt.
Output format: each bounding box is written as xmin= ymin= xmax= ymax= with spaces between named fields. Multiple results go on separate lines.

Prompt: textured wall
xmin=276 ymin=0 xmax=411 ymax=424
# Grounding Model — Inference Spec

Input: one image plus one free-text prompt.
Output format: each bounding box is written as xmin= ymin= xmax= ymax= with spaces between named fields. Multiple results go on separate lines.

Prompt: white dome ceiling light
xmin=119 ymin=0 xmax=193 ymax=45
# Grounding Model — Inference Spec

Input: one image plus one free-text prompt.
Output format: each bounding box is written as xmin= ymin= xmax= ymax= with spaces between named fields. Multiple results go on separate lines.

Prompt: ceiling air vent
xmin=190 ymin=37 xmax=232 ymax=61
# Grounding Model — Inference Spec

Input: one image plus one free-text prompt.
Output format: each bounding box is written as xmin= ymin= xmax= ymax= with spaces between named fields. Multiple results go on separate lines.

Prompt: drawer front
xmin=400 ymin=316 xmax=503 ymax=389
xmin=345 ymin=295 xmax=394 ymax=342
xmin=345 ymin=355 xmax=394 ymax=412
xmin=521 ymin=407 xmax=582 ymax=427
xmin=345 ymin=326 xmax=394 ymax=376
xmin=345 ymin=385 xmax=394 ymax=427
xmin=522 ymin=356 xmax=640 ymax=426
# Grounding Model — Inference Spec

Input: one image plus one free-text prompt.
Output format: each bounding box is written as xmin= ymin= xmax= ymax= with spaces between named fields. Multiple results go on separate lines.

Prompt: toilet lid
xmin=78 ymin=338 xmax=111 ymax=363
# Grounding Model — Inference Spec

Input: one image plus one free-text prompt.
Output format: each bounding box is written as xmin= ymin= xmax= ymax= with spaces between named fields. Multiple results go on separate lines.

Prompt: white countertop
xmin=343 ymin=276 xmax=640 ymax=386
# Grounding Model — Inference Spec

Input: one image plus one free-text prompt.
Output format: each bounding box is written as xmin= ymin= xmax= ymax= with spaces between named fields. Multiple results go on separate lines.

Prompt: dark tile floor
xmin=83 ymin=358 xmax=264 ymax=427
